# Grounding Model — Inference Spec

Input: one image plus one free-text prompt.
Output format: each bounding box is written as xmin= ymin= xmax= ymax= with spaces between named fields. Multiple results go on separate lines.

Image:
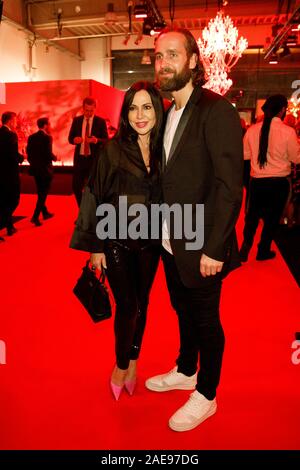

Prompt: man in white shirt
xmin=145 ymin=28 xmax=243 ymax=432
xmin=68 ymin=97 xmax=108 ymax=207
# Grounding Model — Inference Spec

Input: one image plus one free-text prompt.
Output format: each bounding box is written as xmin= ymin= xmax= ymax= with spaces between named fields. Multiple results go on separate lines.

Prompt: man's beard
xmin=157 ymin=61 xmax=192 ymax=92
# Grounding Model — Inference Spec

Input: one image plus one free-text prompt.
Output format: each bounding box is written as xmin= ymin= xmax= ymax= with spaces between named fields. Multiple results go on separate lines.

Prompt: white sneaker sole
xmin=145 ymin=381 xmax=196 ymax=392
xmin=168 ymin=404 xmax=217 ymax=432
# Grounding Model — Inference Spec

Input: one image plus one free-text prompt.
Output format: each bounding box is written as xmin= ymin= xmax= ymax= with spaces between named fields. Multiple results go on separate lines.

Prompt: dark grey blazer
xmin=162 ymin=86 xmax=244 ymax=287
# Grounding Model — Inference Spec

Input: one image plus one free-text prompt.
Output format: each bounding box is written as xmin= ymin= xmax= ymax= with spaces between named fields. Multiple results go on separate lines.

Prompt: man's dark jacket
xmin=26 ymin=130 xmax=56 ymax=178
xmin=68 ymin=115 xmax=108 ymax=162
xmin=162 ymin=86 xmax=243 ymax=287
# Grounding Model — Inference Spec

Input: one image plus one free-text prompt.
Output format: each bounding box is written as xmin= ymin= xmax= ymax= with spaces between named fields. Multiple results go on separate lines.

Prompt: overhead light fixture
xmin=141 ymin=49 xmax=151 ymax=65
xmin=285 ymin=34 xmax=298 ymax=46
xmin=142 ymin=18 xmax=154 ymax=36
xmin=105 ymin=3 xmax=118 ymax=24
xmin=279 ymin=44 xmax=291 ymax=58
xmin=123 ymin=33 xmax=130 ymax=46
xmin=134 ymin=33 xmax=143 ymax=45
xmin=197 ymin=11 xmax=248 ymax=95
xmin=268 ymin=52 xmax=278 ymax=64
xmin=134 ymin=2 xmax=148 ymax=19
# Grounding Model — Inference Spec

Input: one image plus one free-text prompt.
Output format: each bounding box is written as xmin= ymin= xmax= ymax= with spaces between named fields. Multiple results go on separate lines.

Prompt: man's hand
xmin=88 ymin=135 xmax=98 ymax=144
xmin=200 ymin=253 xmax=223 ymax=277
xmin=73 ymin=137 xmax=83 ymax=144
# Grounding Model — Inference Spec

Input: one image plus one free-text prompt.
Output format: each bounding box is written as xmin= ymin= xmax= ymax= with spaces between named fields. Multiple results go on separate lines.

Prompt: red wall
xmin=0 ymin=80 xmax=124 ymax=166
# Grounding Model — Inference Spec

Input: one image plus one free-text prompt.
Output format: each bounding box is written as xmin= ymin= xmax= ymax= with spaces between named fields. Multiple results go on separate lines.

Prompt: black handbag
xmin=73 ymin=261 xmax=112 ymax=323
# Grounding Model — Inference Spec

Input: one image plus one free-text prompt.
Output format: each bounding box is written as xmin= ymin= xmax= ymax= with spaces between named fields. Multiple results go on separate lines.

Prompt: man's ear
xmin=189 ymin=53 xmax=198 ymax=70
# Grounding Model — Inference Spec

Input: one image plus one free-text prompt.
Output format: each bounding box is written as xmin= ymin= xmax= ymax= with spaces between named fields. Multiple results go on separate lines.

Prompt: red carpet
xmin=0 ymin=195 xmax=300 ymax=450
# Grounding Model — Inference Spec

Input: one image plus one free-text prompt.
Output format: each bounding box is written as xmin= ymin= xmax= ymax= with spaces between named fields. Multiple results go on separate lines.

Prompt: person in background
xmin=145 ymin=28 xmax=243 ymax=432
xmin=239 ymin=94 xmax=300 ymax=261
xmin=68 ymin=97 xmax=108 ymax=207
xmin=26 ymin=117 xmax=57 ymax=226
xmin=70 ymin=81 xmax=164 ymax=401
xmin=0 ymin=111 xmax=24 ymax=238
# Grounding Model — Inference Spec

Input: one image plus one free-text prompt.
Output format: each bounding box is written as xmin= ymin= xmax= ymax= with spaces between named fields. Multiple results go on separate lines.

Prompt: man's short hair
xmin=83 ymin=97 xmax=96 ymax=107
xmin=37 ymin=117 xmax=49 ymax=129
xmin=2 ymin=111 xmax=16 ymax=125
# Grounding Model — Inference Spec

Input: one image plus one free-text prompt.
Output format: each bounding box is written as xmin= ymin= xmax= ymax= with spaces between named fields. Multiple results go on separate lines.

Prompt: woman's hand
xmin=200 ymin=253 xmax=223 ymax=277
xmin=90 ymin=253 xmax=107 ymax=272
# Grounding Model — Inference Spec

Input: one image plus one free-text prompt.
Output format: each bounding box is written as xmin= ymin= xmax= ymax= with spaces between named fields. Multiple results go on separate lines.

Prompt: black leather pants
xmin=104 ymin=240 xmax=160 ymax=370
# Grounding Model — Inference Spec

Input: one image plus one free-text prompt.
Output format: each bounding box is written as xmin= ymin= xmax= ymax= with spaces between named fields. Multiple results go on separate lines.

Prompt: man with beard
xmin=145 ymin=28 xmax=243 ymax=432
xmin=0 ymin=111 xmax=23 ymax=238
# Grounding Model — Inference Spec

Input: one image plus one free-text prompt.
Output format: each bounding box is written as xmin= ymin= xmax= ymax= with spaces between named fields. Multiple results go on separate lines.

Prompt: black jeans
xmin=243 ymin=177 xmax=290 ymax=253
xmin=72 ymin=156 xmax=94 ymax=207
xmin=162 ymin=249 xmax=224 ymax=400
xmin=105 ymin=240 xmax=160 ymax=370
xmin=32 ymin=173 xmax=52 ymax=219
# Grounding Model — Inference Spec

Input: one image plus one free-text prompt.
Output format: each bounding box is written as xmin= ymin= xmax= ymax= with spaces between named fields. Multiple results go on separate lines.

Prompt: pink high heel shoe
xmin=124 ymin=378 xmax=136 ymax=396
xmin=110 ymin=381 xmax=124 ymax=401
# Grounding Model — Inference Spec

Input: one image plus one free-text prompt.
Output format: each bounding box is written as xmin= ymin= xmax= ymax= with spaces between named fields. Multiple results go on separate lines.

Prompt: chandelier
xmin=197 ymin=11 xmax=248 ymax=95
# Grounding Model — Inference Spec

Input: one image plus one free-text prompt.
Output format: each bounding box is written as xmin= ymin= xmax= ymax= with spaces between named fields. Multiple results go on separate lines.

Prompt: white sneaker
xmin=145 ymin=367 xmax=197 ymax=392
xmin=169 ymin=390 xmax=217 ymax=432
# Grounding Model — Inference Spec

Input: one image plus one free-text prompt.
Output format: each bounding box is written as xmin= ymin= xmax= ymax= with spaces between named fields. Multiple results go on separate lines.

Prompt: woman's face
xmin=128 ymin=90 xmax=156 ymax=137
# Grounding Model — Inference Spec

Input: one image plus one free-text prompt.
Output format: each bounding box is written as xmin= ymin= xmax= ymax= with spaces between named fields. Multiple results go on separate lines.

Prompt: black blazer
xmin=70 ymin=138 xmax=161 ymax=253
xmin=0 ymin=125 xmax=23 ymax=186
xmin=163 ymin=87 xmax=244 ymax=288
xmin=68 ymin=115 xmax=108 ymax=161
xmin=26 ymin=130 xmax=56 ymax=178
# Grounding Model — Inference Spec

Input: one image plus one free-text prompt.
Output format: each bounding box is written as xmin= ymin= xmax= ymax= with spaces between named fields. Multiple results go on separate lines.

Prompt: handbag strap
xmin=85 ymin=260 xmax=106 ymax=283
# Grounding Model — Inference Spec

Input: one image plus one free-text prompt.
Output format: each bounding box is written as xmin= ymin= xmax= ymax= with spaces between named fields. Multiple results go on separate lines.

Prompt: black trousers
xmin=32 ymin=173 xmax=52 ymax=219
xmin=0 ymin=180 xmax=20 ymax=230
xmin=72 ymin=156 xmax=94 ymax=207
xmin=243 ymin=177 xmax=290 ymax=253
xmin=162 ymin=249 xmax=224 ymax=400
xmin=105 ymin=240 xmax=160 ymax=370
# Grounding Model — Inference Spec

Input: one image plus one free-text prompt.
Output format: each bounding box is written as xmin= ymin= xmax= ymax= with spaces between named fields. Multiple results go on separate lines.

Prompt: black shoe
xmin=31 ymin=217 xmax=42 ymax=227
xmin=43 ymin=212 xmax=54 ymax=220
xmin=7 ymin=226 xmax=17 ymax=236
xmin=256 ymin=250 xmax=276 ymax=261
xmin=239 ymin=242 xmax=251 ymax=262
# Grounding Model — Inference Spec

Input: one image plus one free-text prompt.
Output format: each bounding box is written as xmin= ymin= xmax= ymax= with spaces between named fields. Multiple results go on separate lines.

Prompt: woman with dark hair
xmin=239 ymin=94 xmax=300 ymax=261
xmin=70 ymin=81 xmax=164 ymax=400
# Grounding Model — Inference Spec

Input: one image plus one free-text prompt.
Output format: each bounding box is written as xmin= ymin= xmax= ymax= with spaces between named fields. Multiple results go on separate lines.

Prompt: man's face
xmin=83 ymin=104 xmax=95 ymax=119
xmin=9 ymin=116 xmax=17 ymax=130
xmin=155 ymin=32 xmax=196 ymax=92
xmin=45 ymin=122 xmax=51 ymax=133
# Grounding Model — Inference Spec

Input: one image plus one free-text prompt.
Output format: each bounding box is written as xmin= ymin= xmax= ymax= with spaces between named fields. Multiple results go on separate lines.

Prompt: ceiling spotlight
xmin=279 ymin=44 xmax=291 ymax=58
xmin=123 ymin=33 xmax=130 ymax=46
xmin=268 ymin=52 xmax=278 ymax=64
xmin=134 ymin=33 xmax=143 ymax=45
xmin=142 ymin=18 xmax=154 ymax=36
xmin=134 ymin=2 xmax=148 ymax=19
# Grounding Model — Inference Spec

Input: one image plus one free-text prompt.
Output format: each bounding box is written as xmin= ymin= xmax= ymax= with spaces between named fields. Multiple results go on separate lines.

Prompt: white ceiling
xmin=25 ymin=0 xmax=299 ymax=41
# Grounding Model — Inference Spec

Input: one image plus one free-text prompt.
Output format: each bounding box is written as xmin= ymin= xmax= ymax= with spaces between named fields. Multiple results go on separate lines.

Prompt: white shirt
xmin=80 ymin=115 xmax=94 ymax=156
xmin=162 ymin=105 xmax=186 ymax=254
xmin=244 ymin=117 xmax=300 ymax=177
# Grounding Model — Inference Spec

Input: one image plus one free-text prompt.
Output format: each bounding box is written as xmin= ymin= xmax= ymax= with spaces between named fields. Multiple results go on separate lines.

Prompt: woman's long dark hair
xmin=258 ymin=94 xmax=287 ymax=168
xmin=116 ymin=81 xmax=164 ymax=170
